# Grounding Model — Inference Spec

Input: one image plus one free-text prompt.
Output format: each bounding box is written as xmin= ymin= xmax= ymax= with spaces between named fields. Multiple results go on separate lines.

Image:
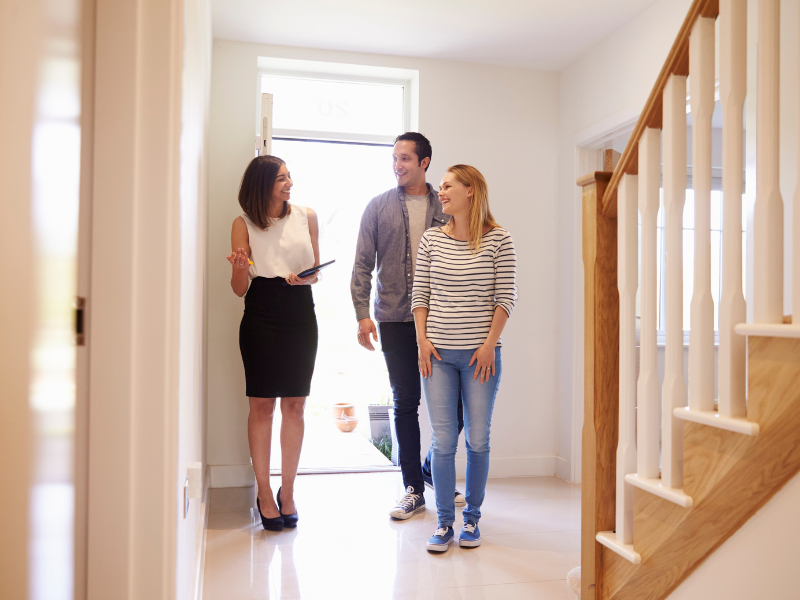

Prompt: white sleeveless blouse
xmin=243 ymin=205 xmax=315 ymax=279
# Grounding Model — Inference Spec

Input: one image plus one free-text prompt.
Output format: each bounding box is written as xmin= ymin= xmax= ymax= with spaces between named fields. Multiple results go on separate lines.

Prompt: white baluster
xmin=617 ymin=173 xmax=638 ymax=545
xmin=662 ymin=74 xmax=687 ymax=489
xmin=754 ymin=0 xmax=784 ymax=323
xmin=688 ymin=17 xmax=716 ymax=413
xmin=719 ymin=0 xmax=747 ymax=418
xmin=637 ymin=127 xmax=661 ymax=478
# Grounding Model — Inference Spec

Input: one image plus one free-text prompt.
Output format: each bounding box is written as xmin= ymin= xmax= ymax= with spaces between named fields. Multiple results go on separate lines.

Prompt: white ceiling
xmin=212 ymin=0 xmax=661 ymax=72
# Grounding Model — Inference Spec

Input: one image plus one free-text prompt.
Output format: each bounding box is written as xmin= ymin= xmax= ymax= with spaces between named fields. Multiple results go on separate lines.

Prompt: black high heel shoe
xmin=277 ymin=486 xmax=299 ymax=527
xmin=257 ymin=496 xmax=284 ymax=531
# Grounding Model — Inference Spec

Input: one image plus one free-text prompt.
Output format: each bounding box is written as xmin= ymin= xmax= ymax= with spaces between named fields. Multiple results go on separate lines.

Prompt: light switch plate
xmin=184 ymin=476 xmax=190 ymax=518
xmin=188 ymin=462 xmax=202 ymax=499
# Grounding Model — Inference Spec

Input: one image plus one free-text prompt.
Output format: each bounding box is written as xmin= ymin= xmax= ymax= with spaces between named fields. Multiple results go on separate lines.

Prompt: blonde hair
xmin=444 ymin=164 xmax=499 ymax=253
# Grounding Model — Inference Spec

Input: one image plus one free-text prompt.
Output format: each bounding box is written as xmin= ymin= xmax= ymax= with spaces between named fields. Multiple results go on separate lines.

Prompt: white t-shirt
xmin=404 ymin=194 xmax=428 ymax=278
xmin=242 ymin=205 xmax=315 ymax=279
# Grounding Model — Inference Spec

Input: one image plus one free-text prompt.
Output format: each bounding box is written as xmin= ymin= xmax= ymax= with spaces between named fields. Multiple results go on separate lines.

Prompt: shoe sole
xmin=459 ymin=538 xmax=481 ymax=548
xmin=426 ymin=539 xmax=453 ymax=552
xmin=390 ymin=505 xmax=426 ymax=520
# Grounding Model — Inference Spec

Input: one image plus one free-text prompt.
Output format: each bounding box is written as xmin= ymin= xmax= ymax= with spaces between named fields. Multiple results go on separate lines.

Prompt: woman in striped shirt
xmin=411 ymin=164 xmax=516 ymax=552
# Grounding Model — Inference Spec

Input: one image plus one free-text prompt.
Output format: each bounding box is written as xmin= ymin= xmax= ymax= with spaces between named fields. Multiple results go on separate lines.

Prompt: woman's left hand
xmin=469 ymin=343 xmax=496 ymax=383
xmin=285 ymin=271 xmax=318 ymax=286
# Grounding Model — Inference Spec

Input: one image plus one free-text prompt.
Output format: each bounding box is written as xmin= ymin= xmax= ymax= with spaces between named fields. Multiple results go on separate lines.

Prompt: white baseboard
xmin=454 ymin=455 xmax=557 ymax=479
xmin=554 ymin=455 xmax=572 ymax=482
xmin=212 ymin=458 xmax=559 ymax=485
xmin=192 ymin=466 xmax=211 ymax=600
xmin=209 ymin=464 xmax=255 ymax=488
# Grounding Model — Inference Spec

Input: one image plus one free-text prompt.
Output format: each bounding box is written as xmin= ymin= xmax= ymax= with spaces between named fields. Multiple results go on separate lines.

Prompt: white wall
xmin=85 ymin=0 xmax=211 ymax=597
xmin=208 ymin=40 xmax=561 ymax=484
xmin=177 ymin=1 xmax=212 ymax=598
xmin=779 ymin=0 xmax=799 ymax=315
xmin=666 ymin=471 xmax=800 ymax=600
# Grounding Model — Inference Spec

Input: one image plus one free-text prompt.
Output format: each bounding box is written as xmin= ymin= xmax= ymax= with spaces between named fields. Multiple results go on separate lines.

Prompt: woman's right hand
xmin=227 ymin=247 xmax=251 ymax=274
xmin=418 ymin=338 xmax=441 ymax=378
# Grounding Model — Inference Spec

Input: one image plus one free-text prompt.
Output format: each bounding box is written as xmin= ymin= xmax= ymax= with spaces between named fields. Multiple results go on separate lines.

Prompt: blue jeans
xmin=423 ymin=347 xmax=502 ymax=527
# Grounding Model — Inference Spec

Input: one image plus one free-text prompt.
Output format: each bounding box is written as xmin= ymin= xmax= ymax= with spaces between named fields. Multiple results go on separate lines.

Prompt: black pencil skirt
xmin=239 ymin=277 xmax=318 ymax=398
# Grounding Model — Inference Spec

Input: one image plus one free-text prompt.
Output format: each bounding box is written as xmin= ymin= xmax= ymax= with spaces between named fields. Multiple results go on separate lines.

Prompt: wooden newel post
xmin=578 ymin=172 xmax=619 ymax=600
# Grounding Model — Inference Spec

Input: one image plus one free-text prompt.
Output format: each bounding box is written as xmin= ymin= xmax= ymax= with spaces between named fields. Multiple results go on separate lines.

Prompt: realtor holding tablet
xmin=228 ymin=154 xmax=323 ymax=531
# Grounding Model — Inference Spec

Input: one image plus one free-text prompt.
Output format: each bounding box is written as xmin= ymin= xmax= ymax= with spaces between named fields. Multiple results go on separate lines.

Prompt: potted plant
xmin=331 ymin=402 xmax=358 ymax=433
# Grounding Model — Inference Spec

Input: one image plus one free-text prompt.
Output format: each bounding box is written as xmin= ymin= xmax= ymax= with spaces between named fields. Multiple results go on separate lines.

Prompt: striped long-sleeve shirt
xmin=411 ymin=227 xmax=517 ymax=350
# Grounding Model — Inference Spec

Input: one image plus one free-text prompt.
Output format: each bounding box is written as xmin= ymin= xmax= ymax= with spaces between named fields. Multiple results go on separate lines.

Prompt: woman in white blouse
xmin=411 ymin=164 xmax=517 ymax=552
xmin=228 ymin=155 xmax=320 ymax=532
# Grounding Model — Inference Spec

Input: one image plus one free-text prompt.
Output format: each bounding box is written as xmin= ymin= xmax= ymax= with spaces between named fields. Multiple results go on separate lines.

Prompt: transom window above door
xmin=261 ymin=74 xmax=406 ymax=144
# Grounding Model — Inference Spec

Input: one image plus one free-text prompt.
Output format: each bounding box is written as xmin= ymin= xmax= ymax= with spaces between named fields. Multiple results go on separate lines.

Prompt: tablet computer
xmin=282 ymin=259 xmax=335 ymax=285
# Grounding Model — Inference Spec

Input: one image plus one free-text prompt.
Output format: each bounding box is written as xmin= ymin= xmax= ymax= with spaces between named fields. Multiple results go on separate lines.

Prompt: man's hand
xmin=357 ymin=318 xmax=378 ymax=351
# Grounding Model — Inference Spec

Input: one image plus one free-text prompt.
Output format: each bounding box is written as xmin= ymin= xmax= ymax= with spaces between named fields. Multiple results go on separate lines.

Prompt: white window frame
xmin=255 ymin=57 xmax=419 ymax=147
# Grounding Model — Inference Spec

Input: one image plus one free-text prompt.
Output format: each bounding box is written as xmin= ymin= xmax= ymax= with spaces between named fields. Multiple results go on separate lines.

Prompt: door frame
xmin=569 ymin=107 xmax=640 ymax=484
xmin=83 ymin=0 xmax=185 ymax=597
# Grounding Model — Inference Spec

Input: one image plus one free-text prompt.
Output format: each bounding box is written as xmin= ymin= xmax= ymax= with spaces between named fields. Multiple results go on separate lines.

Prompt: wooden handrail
xmin=601 ymin=0 xmax=720 ymax=217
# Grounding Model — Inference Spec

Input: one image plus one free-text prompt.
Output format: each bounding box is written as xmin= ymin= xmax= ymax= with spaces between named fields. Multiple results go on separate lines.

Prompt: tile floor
xmin=203 ymin=473 xmax=580 ymax=600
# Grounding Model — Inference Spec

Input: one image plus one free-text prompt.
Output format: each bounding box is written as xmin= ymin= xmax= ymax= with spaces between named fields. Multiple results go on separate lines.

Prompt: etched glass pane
xmin=262 ymin=75 xmax=404 ymax=137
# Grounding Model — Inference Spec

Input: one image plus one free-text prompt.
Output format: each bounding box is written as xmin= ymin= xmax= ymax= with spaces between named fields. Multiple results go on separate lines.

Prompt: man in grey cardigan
xmin=351 ymin=132 xmax=464 ymax=520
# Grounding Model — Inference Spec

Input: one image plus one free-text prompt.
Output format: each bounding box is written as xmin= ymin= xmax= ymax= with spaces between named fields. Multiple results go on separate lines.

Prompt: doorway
xmin=260 ymin=64 xmax=418 ymax=473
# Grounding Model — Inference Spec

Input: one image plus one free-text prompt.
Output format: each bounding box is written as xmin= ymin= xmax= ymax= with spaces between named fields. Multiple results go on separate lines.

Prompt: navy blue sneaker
xmin=459 ymin=521 xmax=481 ymax=548
xmin=426 ymin=526 xmax=454 ymax=552
xmin=389 ymin=486 xmax=426 ymax=520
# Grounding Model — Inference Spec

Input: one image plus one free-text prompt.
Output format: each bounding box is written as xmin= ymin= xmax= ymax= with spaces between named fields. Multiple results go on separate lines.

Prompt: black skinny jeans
xmin=379 ymin=322 xmax=464 ymax=492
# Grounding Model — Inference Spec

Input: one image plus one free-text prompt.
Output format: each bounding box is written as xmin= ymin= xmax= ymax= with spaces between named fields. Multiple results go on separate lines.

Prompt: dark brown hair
xmin=238 ymin=155 xmax=290 ymax=229
xmin=394 ymin=132 xmax=432 ymax=171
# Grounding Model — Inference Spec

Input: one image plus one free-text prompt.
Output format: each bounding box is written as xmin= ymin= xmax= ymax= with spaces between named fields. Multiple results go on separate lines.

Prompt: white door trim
xmin=568 ymin=109 xmax=639 ymax=484
xmin=74 ymin=1 xmax=97 ymax=597
xmin=86 ymin=0 xmax=184 ymax=597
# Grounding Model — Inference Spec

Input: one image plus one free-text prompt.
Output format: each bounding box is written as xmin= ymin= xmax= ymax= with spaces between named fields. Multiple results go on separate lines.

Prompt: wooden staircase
xmin=601 ymin=335 xmax=800 ymax=599
xmin=577 ymin=0 xmax=800 ymax=598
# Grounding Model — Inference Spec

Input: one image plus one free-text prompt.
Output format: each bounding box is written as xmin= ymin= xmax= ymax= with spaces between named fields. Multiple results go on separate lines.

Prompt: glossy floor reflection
xmin=203 ymin=473 xmax=580 ymax=600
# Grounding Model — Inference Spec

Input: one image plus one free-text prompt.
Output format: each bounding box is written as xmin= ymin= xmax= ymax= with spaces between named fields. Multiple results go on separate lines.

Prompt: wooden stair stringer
xmin=599 ymin=336 xmax=800 ymax=600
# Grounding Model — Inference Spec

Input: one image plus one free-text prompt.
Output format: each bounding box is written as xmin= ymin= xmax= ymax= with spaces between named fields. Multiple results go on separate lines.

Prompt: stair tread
xmin=673 ymin=407 xmax=759 ymax=436
xmin=625 ymin=474 xmax=693 ymax=507
xmin=596 ymin=531 xmax=642 ymax=564
xmin=735 ymin=323 xmax=800 ymax=339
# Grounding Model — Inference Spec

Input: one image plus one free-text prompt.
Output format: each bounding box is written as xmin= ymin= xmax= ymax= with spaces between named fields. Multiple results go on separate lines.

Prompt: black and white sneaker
xmin=389 ymin=486 xmax=426 ymax=520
